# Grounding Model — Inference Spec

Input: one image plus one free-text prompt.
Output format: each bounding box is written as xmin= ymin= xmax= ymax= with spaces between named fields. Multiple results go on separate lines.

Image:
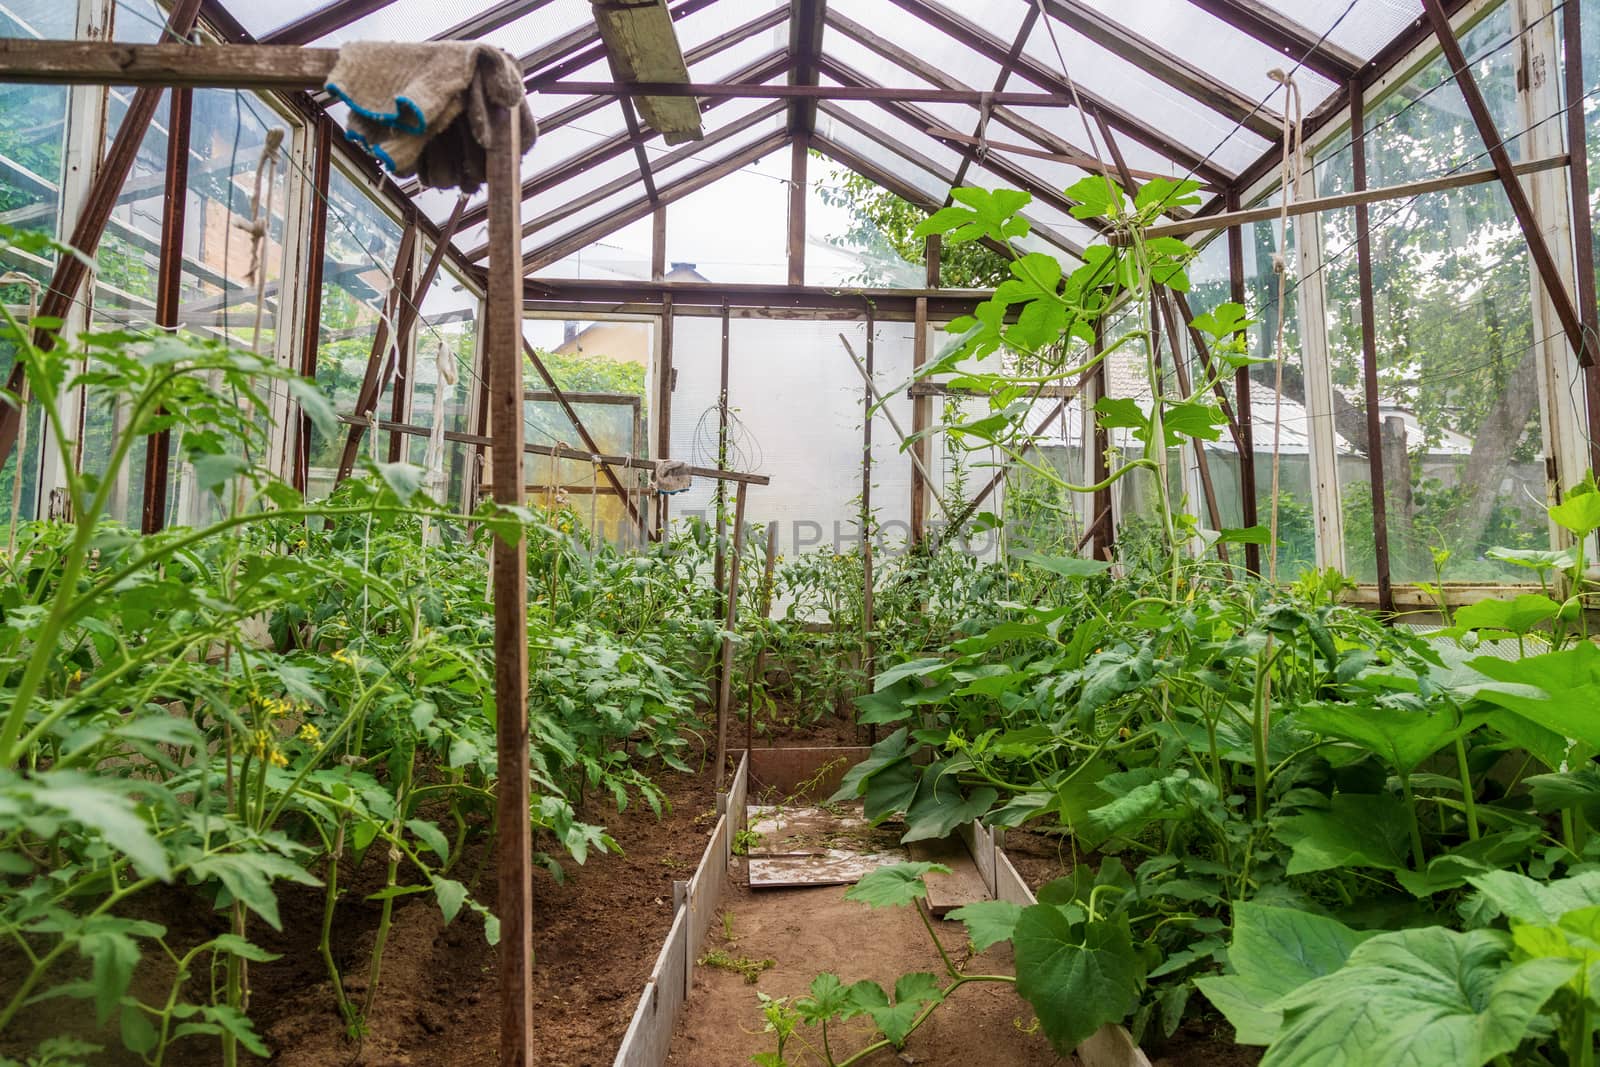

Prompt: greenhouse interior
xmin=9 ymin=0 xmax=1600 ymax=1064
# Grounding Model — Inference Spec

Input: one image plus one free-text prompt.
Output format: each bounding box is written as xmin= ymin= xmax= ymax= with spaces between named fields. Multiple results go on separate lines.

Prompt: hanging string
xmin=236 ymin=127 xmax=285 ymax=356
xmin=1266 ymin=68 xmax=1305 ymax=588
xmin=3 ymin=271 xmax=41 ymax=556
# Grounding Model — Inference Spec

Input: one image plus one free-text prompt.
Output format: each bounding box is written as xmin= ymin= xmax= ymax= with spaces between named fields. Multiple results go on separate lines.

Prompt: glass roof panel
xmin=996 ymin=105 xmax=1190 ymax=180
xmin=1267 ymin=0 xmax=1423 ymax=61
xmin=1021 ymin=16 xmax=1270 ymax=175
xmin=313 ymin=0 xmax=520 ymax=45
xmin=1075 ymin=0 xmax=1339 ymax=112
xmin=234 ymin=0 xmax=326 ymax=39
xmin=483 ymin=1 xmax=596 ymax=54
xmin=831 ymin=0 xmax=1004 ymax=87
xmin=822 ymin=121 xmax=949 ymax=205
xmin=921 ymin=0 xmax=1029 ymax=43
xmin=687 ymin=32 xmax=784 ymax=82
xmin=674 ymin=0 xmax=785 ymax=53
xmin=821 ymin=100 xmax=966 ymax=175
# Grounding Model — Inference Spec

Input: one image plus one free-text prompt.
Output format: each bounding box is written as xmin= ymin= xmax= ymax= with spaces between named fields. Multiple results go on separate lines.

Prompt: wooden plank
xmin=993 ymin=845 xmax=1033 ymax=908
xmin=957 ymin=819 xmax=997 ymax=897
xmin=749 ymin=746 xmax=872 ymax=800
xmin=907 ymin=836 xmax=990 ymax=916
xmin=611 ymin=906 xmax=689 ymax=1067
xmin=0 ymin=40 xmax=338 ymax=89
xmin=714 ymin=482 xmax=749 ymax=791
xmin=725 ymin=751 xmax=750 ymax=862
xmin=485 ymin=102 xmax=533 ymax=1067
xmin=684 ymin=812 xmax=730 ymax=991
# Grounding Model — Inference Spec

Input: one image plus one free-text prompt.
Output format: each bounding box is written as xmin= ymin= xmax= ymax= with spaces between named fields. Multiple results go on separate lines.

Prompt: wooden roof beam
xmin=788 ymin=0 xmax=827 ymax=135
xmin=523 ymin=0 xmax=720 ymax=86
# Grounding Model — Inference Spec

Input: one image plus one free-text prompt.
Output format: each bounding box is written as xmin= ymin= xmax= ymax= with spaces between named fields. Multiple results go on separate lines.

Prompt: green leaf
xmin=15 ymin=771 xmax=172 ymax=881
xmin=1468 ymin=643 xmax=1600 ymax=750
xmin=1526 ymin=767 xmax=1600 ymax=824
xmin=288 ymin=376 xmax=338 ymax=438
xmin=1262 ymin=927 xmax=1574 ymax=1067
xmin=79 ymin=932 xmax=139 ymax=1025
xmin=1549 ymin=488 xmax=1600 ymax=536
xmin=1013 ymin=906 xmax=1142 ymax=1054
xmin=948 ymin=899 xmax=1023 ymax=952
xmin=844 ymin=862 xmax=950 ymax=909
xmin=120 ymin=1004 xmax=158 ymax=1055
xmin=1195 ymin=903 xmax=1373 ymax=1046
xmin=901 ymin=766 xmax=996 ymax=844
xmin=1273 ymin=792 xmax=1415 ymax=874
xmin=1292 ymin=702 xmax=1487 ymax=774
xmin=406 ymin=819 xmax=450 ymax=865
xmin=191 ymin=852 xmax=318 ymax=931
xmin=210 ymin=934 xmax=281 ymax=963
xmin=796 ymin=972 xmax=854 ymax=1023
xmin=1466 ymin=870 xmax=1600 ymax=925
xmin=1010 ymin=551 xmax=1111 ymax=579
xmin=1218 ymin=525 xmax=1270 ymax=545
xmin=1453 ymin=594 xmax=1562 ymax=636
xmin=432 ymin=875 xmax=468 ymax=923
xmin=189 ymin=451 xmax=249 ymax=495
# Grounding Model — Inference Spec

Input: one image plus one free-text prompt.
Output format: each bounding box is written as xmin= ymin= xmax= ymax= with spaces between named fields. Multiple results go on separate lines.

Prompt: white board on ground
xmin=745 ymin=802 xmax=907 ymax=888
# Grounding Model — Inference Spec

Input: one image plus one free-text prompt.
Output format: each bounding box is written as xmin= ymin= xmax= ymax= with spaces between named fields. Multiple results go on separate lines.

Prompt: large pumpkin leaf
xmin=1273 ymin=793 xmax=1415 ymax=875
xmin=1013 ymin=906 xmax=1142 ymax=1054
xmin=1263 ymin=927 xmax=1573 ymax=1067
xmin=1195 ymin=903 xmax=1373 ymax=1045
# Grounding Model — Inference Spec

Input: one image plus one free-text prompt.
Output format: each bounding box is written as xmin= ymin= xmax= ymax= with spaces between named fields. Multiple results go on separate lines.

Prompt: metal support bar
xmin=142 ymin=85 xmax=192 ymax=535
xmin=294 ymin=115 xmax=333 ymax=495
xmin=1423 ymin=0 xmax=1591 ymax=367
xmin=1349 ymin=85 xmax=1395 ymax=614
xmin=1563 ymin=0 xmax=1600 ymax=472
xmin=788 ymin=136 xmax=807 ymax=286
xmin=713 ymin=480 xmax=749 ymax=791
xmin=1226 ymin=188 xmax=1261 ymax=574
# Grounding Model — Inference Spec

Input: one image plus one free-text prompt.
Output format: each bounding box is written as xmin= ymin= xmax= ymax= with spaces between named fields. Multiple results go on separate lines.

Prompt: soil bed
xmin=3 ymin=761 xmax=717 ymax=1067
xmin=667 ymin=880 xmax=1069 ymax=1066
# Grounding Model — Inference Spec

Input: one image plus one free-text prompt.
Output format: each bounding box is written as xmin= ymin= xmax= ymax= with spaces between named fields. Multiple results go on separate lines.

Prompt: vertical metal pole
xmin=1350 ymin=86 xmax=1396 ymax=614
xmin=1227 ymin=189 xmax=1261 ymax=574
xmin=142 ymin=85 xmax=191 ymax=535
xmin=1089 ymin=326 xmax=1113 ymax=560
xmin=1563 ymin=0 xmax=1600 ymax=474
xmin=294 ymin=115 xmax=332 ymax=496
xmin=788 ymin=135 xmax=807 ymax=286
xmin=485 ymin=102 xmax=532 ymax=1067
xmin=861 ymin=312 xmax=876 ymax=739
xmin=715 ymin=480 xmax=749 ymax=791
xmin=714 ymin=302 xmax=730 ymax=593
xmin=910 ymin=234 xmax=938 ymax=544
xmin=651 ymin=204 xmax=666 ymax=282
xmin=748 ymin=522 xmax=779 ymax=756
xmin=655 ymin=292 xmax=673 ymax=540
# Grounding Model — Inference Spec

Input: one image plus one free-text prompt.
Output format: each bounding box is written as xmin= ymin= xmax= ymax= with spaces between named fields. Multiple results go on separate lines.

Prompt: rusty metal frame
xmin=294 ymin=113 xmax=334 ymax=495
xmin=1561 ymin=0 xmax=1600 ymax=473
xmin=1349 ymin=84 xmax=1395 ymax=614
xmin=1180 ymin=0 xmax=1361 ymax=82
xmin=1225 ymin=188 xmax=1261 ymax=574
xmin=141 ymin=85 xmax=193 ymax=535
xmin=0 ymin=2 xmax=206 ymax=470
xmin=1421 ymin=0 xmax=1588 ymax=367
xmin=260 ymin=0 xmax=398 ymax=45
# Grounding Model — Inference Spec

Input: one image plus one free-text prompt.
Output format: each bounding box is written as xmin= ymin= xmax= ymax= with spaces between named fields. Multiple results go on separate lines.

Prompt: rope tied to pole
xmin=1265 ymin=67 xmax=1305 ymax=587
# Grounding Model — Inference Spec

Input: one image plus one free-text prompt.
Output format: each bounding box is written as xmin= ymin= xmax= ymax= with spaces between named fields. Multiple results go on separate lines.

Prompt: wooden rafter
xmin=523 ymin=0 xmax=719 ymax=87
xmin=788 ymin=0 xmax=826 ymax=135
xmin=466 ymin=99 xmax=787 ymax=260
xmin=947 ymin=5 xmax=1036 ymax=195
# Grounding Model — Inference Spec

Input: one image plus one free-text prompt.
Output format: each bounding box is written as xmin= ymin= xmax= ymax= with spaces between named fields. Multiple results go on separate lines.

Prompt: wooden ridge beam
xmin=788 ymin=0 xmax=827 ymax=135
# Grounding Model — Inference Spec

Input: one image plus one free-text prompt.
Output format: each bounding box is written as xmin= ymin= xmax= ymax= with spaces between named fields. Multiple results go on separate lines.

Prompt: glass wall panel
xmin=0 ymin=0 xmax=73 ymax=525
xmin=1320 ymin=4 xmax=1545 ymax=584
xmin=412 ymin=262 xmax=478 ymax=512
xmin=307 ymin=167 xmax=405 ymax=499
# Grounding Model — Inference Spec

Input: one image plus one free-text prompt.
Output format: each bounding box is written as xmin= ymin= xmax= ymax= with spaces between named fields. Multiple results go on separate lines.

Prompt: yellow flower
xmin=269 ymin=750 xmax=288 ymax=768
xmin=249 ymin=728 xmax=272 ymax=759
xmin=332 ymin=648 xmax=354 ymax=666
xmin=298 ymin=723 xmax=321 ymax=745
xmin=69 ymin=668 xmax=83 ymax=685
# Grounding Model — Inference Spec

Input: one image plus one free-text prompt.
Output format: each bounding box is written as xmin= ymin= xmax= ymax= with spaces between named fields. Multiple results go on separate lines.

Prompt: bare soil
xmin=667 ymin=880 xmax=1071 ymax=1067
xmin=2 ymin=762 xmax=718 ymax=1067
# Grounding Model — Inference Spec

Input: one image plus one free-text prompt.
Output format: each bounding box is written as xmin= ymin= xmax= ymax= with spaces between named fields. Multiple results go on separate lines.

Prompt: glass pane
xmin=413 ymin=263 xmax=478 ymax=510
xmin=307 ymin=167 xmax=406 ymax=499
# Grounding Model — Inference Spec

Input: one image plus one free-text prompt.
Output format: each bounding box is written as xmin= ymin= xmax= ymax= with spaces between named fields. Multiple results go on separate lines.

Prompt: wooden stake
xmin=747 ymin=522 xmax=779 ymax=757
xmin=715 ymin=481 xmax=749 ymax=791
xmin=485 ymin=102 xmax=533 ymax=1067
